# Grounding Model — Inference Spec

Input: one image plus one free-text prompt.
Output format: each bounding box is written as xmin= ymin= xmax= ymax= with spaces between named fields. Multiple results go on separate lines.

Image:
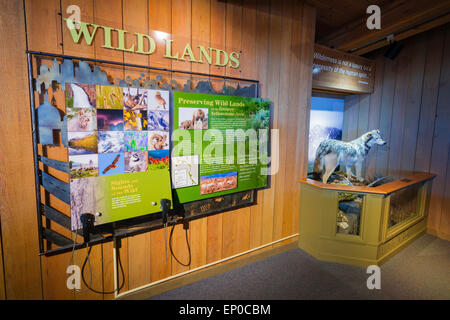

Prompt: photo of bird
xmin=102 ymin=154 xmax=121 ymax=174
xmin=154 ymin=91 xmax=167 ymax=110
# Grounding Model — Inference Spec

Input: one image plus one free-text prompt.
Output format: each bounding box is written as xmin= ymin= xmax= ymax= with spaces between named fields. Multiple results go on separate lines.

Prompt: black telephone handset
xmin=80 ymin=213 xmax=95 ymax=243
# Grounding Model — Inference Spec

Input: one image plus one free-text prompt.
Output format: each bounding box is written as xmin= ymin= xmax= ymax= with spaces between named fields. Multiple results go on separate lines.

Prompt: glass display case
xmin=298 ymin=172 xmax=435 ymax=266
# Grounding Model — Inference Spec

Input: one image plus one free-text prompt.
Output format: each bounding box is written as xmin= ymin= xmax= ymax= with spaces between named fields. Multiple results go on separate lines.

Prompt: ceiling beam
xmin=352 ymin=12 xmax=450 ymax=55
xmin=318 ymin=0 xmax=450 ymax=54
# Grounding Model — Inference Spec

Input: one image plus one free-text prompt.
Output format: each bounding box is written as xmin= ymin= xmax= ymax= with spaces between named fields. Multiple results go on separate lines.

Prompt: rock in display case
xmin=298 ymin=172 xmax=436 ymax=266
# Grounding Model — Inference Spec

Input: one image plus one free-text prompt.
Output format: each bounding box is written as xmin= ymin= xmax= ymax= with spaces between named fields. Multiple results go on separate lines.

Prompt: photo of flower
xmin=148 ymin=150 xmax=169 ymax=170
xmin=124 ymin=109 xmax=148 ymax=131
xmin=124 ymin=131 xmax=148 ymax=152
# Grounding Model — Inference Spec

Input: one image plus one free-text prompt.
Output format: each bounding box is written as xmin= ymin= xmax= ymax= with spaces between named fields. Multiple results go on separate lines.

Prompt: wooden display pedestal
xmin=298 ymin=172 xmax=436 ymax=267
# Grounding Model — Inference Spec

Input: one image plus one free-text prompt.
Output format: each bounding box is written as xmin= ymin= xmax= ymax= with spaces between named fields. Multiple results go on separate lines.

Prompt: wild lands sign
xmin=64 ymin=19 xmax=241 ymax=69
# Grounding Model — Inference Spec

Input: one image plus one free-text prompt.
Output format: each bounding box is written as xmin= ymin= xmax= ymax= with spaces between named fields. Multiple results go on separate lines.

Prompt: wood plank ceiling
xmin=306 ymin=0 xmax=450 ymax=55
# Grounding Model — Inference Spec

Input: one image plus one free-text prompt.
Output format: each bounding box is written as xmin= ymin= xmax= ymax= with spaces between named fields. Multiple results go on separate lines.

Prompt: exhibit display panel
xmin=298 ymin=172 xmax=435 ymax=266
xmin=172 ymin=92 xmax=270 ymax=203
xmin=65 ymin=83 xmax=173 ymax=229
xmin=28 ymin=52 xmax=266 ymax=256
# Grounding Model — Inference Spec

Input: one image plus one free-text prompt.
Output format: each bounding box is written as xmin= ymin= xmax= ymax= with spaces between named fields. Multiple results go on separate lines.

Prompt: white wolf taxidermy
xmin=313 ymin=129 xmax=387 ymax=183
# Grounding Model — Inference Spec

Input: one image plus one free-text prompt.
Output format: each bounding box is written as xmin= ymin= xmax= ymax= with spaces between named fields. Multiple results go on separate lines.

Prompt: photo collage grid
xmin=66 ymin=83 xmax=170 ymax=179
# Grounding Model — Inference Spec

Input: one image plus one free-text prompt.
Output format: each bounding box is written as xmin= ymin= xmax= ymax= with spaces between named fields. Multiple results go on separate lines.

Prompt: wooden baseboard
xmin=427 ymin=228 xmax=450 ymax=241
xmin=118 ymin=241 xmax=297 ymax=300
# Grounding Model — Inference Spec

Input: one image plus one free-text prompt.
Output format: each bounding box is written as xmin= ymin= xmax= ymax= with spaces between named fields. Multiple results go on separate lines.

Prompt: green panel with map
xmin=172 ymin=92 xmax=270 ymax=203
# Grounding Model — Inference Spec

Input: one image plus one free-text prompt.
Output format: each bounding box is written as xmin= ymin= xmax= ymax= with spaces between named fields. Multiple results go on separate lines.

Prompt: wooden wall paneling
xmin=386 ymin=46 xmax=411 ymax=178
xmin=341 ymin=94 xmax=350 ymax=140
xmin=399 ymin=34 xmax=427 ymax=176
xmin=42 ymin=251 xmax=74 ymax=299
xmin=271 ymin=0 xmax=294 ymax=246
xmin=260 ymin=0 xmax=282 ymax=246
xmin=292 ymin=3 xmax=316 ymax=237
xmin=121 ymin=0 xmax=152 ymax=292
xmin=427 ymin=24 xmax=450 ymax=235
xmin=61 ymin=0 xmax=95 ymax=58
xmin=189 ymin=0 xmax=211 ymax=269
xmin=25 ymin=0 xmax=62 ymax=53
xmin=149 ymin=0 xmax=173 ymax=283
xmin=357 ymin=94 xmax=370 ymax=137
xmin=6 ymin=0 xmax=318 ymax=299
xmin=343 ymin=94 xmax=359 ymax=141
xmin=170 ymin=0 xmax=192 ymax=276
xmin=343 ymin=25 xmax=450 ymax=239
xmin=222 ymin=0 xmax=243 ymax=258
xmin=375 ymin=58 xmax=397 ymax=176
xmin=365 ymin=56 xmax=384 ymax=179
xmin=357 ymin=94 xmax=370 ymax=178
xmin=231 ymin=0 xmax=253 ymax=256
xmin=205 ymin=0 xmax=227 ymax=264
xmin=70 ymin=0 xmax=125 ymax=300
xmin=0 ymin=219 xmax=5 ymax=300
xmin=414 ymin=27 xmax=445 ymax=172
xmin=2 ymin=0 xmax=55 ymax=301
xmin=281 ymin=0 xmax=303 ymax=242
xmin=249 ymin=0 xmax=269 ymax=250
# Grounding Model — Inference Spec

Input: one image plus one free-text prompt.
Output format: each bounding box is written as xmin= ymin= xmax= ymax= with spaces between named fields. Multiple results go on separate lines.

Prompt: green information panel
xmin=172 ymin=92 xmax=270 ymax=203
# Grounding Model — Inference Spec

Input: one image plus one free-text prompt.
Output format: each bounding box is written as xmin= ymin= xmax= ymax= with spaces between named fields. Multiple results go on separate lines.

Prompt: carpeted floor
xmin=149 ymin=234 xmax=450 ymax=300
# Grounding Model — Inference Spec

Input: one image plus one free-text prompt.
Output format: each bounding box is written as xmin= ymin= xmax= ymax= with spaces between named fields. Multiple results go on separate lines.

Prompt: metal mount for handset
xmin=160 ymin=199 xmax=171 ymax=262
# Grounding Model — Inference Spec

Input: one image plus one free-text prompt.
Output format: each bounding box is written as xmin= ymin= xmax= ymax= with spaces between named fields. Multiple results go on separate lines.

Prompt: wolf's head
xmin=365 ymin=129 xmax=387 ymax=147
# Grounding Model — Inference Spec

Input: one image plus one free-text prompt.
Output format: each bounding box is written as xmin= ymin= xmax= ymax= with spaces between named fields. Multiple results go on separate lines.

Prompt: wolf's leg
xmin=345 ymin=165 xmax=353 ymax=180
xmin=355 ymin=162 xmax=364 ymax=182
xmin=322 ymin=153 xmax=338 ymax=183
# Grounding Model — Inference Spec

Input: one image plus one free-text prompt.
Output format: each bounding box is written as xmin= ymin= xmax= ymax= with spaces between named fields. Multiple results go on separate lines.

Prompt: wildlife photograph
xmin=97 ymin=108 xmax=124 ymax=131
xmin=178 ymin=107 xmax=209 ymax=129
xmin=97 ymin=131 xmax=125 ymax=154
xmin=124 ymin=151 xmax=148 ymax=173
xmin=123 ymin=87 xmax=148 ymax=110
xmin=69 ymin=154 xmax=99 ymax=179
xmin=65 ymin=83 xmax=96 ymax=108
xmin=200 ymin=171 xmax=238 ymax=195
xmin=66 ymin=107 xmax=97 ymax=132
xmin=148 ymin=131 xmax=169 ymax=151
xmin=124 ymin=131 xmax=148 ymax=152
xmin=96 ymin=85 xmax=123 ymax=109
xmin=148 ymin=89 xmax=169 ymax=110
xmin=148 ymin=110 xmax=169 ymax=131
xmin=68 ymin=131 xmax=98 ymax=155
xmin=98 ymin=152 xmax=124 ymax=176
